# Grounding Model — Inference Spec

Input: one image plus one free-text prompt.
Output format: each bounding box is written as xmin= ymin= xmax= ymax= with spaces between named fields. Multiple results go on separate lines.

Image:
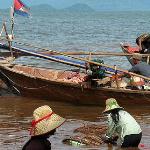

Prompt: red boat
xmin=120 ymin=43 xmax=150 ymax=65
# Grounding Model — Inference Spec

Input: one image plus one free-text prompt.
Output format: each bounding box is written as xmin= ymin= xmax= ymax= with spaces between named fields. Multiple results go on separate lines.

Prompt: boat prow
xmin=120 ymin=43 xmax=150 ymax=65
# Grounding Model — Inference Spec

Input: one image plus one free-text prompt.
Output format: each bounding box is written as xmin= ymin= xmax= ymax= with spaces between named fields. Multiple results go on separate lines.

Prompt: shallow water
xmin=0 ymin=96 xmax=149 ymax=150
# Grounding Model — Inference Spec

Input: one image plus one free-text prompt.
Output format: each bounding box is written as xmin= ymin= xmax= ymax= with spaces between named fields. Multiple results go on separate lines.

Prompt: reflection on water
xmin=0 ymin=96 xmax=150 ymax=150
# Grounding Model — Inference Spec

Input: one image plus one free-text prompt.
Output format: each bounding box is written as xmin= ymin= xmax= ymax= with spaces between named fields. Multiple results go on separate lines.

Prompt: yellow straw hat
xmin=103 ymin=98 xmax=123 ymax=113
xmin=30 ymin=105 xmax=66 ymax=136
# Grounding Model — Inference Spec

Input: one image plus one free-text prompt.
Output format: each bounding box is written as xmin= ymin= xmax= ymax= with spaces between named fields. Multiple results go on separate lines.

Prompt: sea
xmin=0 ymin=10 xmax=150 ymax=150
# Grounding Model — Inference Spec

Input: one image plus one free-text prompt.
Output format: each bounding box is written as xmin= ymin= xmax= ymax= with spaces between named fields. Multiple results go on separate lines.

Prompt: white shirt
xmin=106 ymin=110 xmax=142 ymax=145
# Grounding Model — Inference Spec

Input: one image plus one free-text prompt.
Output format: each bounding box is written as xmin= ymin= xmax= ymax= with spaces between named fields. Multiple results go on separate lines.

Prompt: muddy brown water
xmin=0 ymin=96 xmax=150 ymax=150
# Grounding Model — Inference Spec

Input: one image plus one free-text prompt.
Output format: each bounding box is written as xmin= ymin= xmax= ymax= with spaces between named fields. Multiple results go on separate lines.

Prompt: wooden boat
xmin=0 ymin=77 xmax=12 ymax=95
xmin=0 ymin=61 xmax=150 ymax=106
xmin=0 ymin=79 xmax=10 ymax=95
xmin=120 ymin=43 xmax=150 ymax=65
xmin=0 ymin=79 xmax=4 ymax=89
xmin=1 ymin=40 xmax=150 ymax=106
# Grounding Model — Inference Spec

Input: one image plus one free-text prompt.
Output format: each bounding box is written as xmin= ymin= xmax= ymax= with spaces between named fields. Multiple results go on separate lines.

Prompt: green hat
xmin=103 ymin=98 xmax=123 ymax=113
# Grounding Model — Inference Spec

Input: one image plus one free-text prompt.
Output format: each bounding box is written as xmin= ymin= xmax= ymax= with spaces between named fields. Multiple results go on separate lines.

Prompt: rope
xmin=0 ymin=70 xmax=49 ymax=90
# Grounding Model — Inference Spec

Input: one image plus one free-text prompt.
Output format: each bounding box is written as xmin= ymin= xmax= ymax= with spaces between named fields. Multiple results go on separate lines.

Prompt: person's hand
xmin=111 ymin=135 xmax=118 ymax=141
xmin=102 ymin=134 xmax=118 ymax=145
xmin=101 ymin=134 xmax=109 ymax=142
xmin=102 ymin=135 xmax=112 ymax=143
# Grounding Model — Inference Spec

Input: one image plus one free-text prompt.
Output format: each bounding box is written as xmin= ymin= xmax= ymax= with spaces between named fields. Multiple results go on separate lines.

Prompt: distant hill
xmin=94 ymin=0 xmax=150 ymax=11
xmin=1 ymin=1 xmax=150 ymax=13
xmin=30 ymin=3 xmax=95 ymax=13
xmin=0 ymin=8 xmax=9 ymax=12
xmin=63 ymin=3 xmax=94 ymax=12
xmin=31 ymin=4 xmax=57 ymax=12
xmin=30 ymin=1 xmax=150 ymax=12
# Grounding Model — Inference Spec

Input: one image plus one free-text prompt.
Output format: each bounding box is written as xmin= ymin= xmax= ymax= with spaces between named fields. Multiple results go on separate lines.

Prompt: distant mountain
xmin=31 ymin=4 xmax=57 ymax=12
xmin=30 ymin=3 xmax=95 ymax=13
xmin=0 ymin=8 xmax=9 ymax=12
xmin=30 ymin=1 xmax=150 ymax=12
xmin=1 ymin=1 xmax=150 ymax=13
xmin=63 ymin=3 xmax=95 ymax=12
xmin=93 ymin=0 xmax=150 ymax=11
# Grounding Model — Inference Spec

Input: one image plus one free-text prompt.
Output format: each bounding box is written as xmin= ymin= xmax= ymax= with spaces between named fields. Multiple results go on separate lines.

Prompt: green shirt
xmin=106 ymin=110 xmax=142 ymax=145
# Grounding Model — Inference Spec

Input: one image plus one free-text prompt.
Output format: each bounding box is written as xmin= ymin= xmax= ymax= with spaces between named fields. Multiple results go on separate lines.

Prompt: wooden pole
xmin=10 ymin=6 xmax=14 ymax=38
xmin=114 ymin=65 xmax=119 ymax=89
xmin=1 ymin=39 xmax=149 ymax=80
xmin=3 ymin=22 xmax=13 ymax=57
xmin=0 ymin=37 xmax=149 ymax=80
xmin=38 ymin=49 xmax=150 ymax=80
xmin=5 ymin=40 xmax=150 ymax=80
xmin=76 ymin=56 xmax=150 ymax=81
xmin=147 ymin=56 xmax=150 ymax=64
xmin=89 ymin=52 xmax=92 ymax=60
xmin=9 ymin=40 xmax=150 ymax=57
xmin=0 ymin=37 xmax=150 ymax=57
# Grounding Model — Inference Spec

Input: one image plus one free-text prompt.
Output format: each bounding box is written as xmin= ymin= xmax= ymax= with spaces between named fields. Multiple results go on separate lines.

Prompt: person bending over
xmin=103 ymin=98 xmax=142 ymax=148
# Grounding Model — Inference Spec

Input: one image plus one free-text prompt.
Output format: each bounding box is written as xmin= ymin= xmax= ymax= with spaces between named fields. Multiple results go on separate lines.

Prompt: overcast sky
xmin=1 ymin=0 xmax=150 ymax=10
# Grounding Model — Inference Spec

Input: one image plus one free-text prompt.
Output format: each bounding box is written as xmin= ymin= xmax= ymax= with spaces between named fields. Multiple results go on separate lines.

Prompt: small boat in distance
xmin=120 ymin=43 xmax=150 ymax=65
xmin=0 ymin=61 xmax=150 ymax=106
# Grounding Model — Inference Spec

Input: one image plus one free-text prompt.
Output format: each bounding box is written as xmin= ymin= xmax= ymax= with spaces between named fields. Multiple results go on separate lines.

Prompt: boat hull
xmin=0 ymin=65 xmax=150 ymax=106
xmin=120 ymin=44 xmax=149 ymax=65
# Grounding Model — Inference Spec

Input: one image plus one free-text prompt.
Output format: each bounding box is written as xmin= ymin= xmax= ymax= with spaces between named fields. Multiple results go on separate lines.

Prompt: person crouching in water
xmin=103 ymin=98 xmax=142 ymax=148
xmin=22 ymin=105 xmax=66 ymax=150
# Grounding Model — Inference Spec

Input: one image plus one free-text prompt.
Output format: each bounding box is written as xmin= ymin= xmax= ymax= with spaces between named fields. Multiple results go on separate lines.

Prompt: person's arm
xmin=105 ymin=114 xmax=117 ymax=138
xmin=128 ymin=64 xmax=139 ymax=73
xmin=138 ymin=38 xmax=143 ymax=52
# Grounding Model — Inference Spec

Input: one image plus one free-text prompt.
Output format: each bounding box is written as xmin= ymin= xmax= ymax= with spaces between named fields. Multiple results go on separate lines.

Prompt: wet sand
xmin=0 ymin=96 xmax=150 ymax=150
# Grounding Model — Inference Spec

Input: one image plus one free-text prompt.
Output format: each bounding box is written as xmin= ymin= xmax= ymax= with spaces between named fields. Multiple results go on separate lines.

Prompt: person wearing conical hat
xmin=103 ymin=98 xmax=142 ymax=148
xmin=22 ymin=105 xmax=66 ymax=150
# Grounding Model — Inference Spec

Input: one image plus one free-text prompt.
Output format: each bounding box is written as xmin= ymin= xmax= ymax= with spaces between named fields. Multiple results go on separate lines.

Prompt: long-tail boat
xmin=0 ymin=0 xmax=150 ymax=106
xmin=0 ymin=58 xmax=150 ymax=106
xmin=1 ymin=31 xmax=150 ymax=106
xmin=1 ymin=37 xmax=150 ymax=106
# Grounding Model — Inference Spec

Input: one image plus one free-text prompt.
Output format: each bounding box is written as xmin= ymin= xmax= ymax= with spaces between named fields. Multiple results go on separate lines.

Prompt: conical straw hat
xmin=30 ymin=105 xmax=66 ymax=136
xmin=103 ymin=98 xmax=123 ymax=113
